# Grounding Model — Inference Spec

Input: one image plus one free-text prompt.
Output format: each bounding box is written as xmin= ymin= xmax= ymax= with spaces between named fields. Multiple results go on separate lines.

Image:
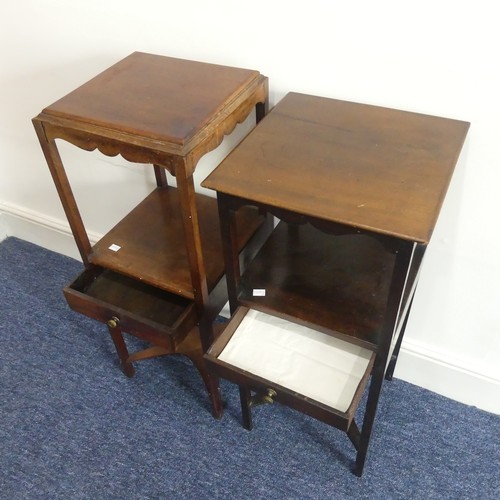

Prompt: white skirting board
xmin=1 ymin=201 xmax=499 ymax=415
xmin=396 ymin=340 xmax=500 ymax=415
xmin=0 ymin=201 xmax=100 ymax=262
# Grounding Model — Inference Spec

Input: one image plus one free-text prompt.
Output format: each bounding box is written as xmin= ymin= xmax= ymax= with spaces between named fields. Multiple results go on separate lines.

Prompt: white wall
xmin=2 ymin=0 xmax=499 ymax=413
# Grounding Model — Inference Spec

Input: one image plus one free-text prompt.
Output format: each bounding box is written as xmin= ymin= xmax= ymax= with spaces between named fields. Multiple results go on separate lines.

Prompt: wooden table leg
xmin=106 ymin=317 xmax=135 ymax=378
xmin=239 ymin=386 xmax=253 ymax=430
xmin=354 ymin=239 xmax=413 ymax=476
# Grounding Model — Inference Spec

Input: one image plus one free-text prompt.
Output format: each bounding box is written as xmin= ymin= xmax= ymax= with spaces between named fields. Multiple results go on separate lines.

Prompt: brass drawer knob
xmin=107 ymin=316 xmax=120 ymax=329
xmin=248 ymin=388 xmax=278 ymax=408
xmin=262 ymin=388 xmax=277 ymax=404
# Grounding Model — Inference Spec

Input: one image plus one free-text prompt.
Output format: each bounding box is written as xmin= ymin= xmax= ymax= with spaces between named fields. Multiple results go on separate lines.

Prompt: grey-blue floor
xmin=0 ymin=236 xmax=498 ymax=499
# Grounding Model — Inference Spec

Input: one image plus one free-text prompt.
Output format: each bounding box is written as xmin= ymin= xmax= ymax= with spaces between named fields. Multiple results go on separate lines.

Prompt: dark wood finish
xmin=33 ymin=52 xmax=270 ymax=418
xmin=153 ymin=164 xmax=168 ymax=187
xmin=33 ymin=119 xmax=92 ymax=266
xmin=206 ymin=306 xmax=376 ymax=432
xmin=202 ymin=92 xmax=469 ymax=474
xmin=353 ymin=238 xmax=413 ymax=475
xmin=203 ymin=92 xmax=469 ymax=244
xmin=42 ymin=53 xmax=261 ymax=147
xmin=237 ymin=221 xmax=396 ymax=348
xmin=64 ymin=267 xmax=196 ymax=338
xmin=87 ymin=187 xmax=264 ymax=299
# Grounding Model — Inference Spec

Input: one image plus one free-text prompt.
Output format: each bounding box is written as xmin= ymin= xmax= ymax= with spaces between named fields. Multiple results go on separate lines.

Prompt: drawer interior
xmin=207 ymin=307 xmax=375 ymax=425
xmin=65 ymin=267 xmax=195 ymax=330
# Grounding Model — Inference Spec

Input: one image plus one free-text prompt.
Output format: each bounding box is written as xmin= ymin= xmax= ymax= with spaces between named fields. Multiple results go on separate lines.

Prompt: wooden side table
xmin=32 ymin=52 xmax=272 ymax=418
xmin=202 ymin=92 xmax=469 ymax=473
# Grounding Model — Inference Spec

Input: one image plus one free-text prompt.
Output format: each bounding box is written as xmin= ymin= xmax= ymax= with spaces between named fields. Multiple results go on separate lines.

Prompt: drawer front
xmin=63 ymin=267 xmax=197 ymax=344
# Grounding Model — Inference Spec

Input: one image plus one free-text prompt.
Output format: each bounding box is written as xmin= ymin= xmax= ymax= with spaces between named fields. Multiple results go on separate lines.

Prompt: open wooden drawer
xmin=64 ymin=266 xmax=198 ymax=347
xmin=205 ymin=306 xmax=375 ymax=431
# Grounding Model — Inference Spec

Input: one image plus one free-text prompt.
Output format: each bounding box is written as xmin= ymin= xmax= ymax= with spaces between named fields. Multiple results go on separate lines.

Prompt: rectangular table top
xmin=202 ymin=92 xmax=469 ymax=243
xmin=40 ymin=52 xmax=261 ymax=147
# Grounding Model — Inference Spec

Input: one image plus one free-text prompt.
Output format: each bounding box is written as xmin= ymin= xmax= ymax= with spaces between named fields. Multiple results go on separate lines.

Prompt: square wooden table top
xmin=202 ymin=92 xmax=469 ymax=244
xmin=40 ymin=52 xmax=261 ymax=148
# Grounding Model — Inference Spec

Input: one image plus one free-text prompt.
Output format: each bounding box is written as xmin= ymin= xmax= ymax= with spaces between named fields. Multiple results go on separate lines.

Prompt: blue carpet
xmin=0 ymin=236 xmax=498 ymax=499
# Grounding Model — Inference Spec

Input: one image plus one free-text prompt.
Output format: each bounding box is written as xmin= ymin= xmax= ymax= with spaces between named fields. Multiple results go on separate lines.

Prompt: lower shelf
xmin=206 ymin=307 xmax=375 ymax=430
xmin=88 ymin=186 xmax=265 ymax=299
xmin=64 ymin=266 xmax=197 ymax=345
xmin=238 ymin=222 xmax=396 ymax=347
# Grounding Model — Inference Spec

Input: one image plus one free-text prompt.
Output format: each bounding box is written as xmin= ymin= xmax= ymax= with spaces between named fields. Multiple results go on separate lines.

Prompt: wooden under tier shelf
xmin=88 ymin=186 xmax=264 ymax=299
xmin=237 ymin=222 xmax=395 ymax=348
